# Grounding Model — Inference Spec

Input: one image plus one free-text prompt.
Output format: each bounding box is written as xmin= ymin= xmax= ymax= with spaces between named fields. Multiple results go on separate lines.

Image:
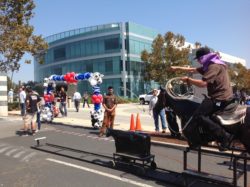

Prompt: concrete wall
xmin=0 ymin=73 xmax=8 ymax=116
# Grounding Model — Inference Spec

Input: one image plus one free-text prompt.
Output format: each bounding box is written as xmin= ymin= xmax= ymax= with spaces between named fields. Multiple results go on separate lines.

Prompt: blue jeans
xmin=20 ymin=103 xmax=26 ymax=116
xmin=153 ymin=108 xmax=167 ymax=131
xmin=59 ymin=102 xmax=67 ymax=116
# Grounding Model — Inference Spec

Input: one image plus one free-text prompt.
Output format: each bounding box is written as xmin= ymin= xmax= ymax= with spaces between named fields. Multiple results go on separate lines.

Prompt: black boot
xmin=199 ymin=116 xmax=233 ymax=151
xmin=219 ymin=134 xmax=234 ymax=151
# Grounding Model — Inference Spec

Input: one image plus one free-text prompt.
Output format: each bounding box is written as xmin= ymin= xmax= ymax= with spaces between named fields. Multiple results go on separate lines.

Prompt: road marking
xmin=21 ymin=152 xmax=37 ymax=162
xmin=0 ymin=146 xmax=12 ymax=153
xmin=0 ymin=143 xmax=7 ymax=147
xmin=54 ymin=130 xmax=114 ymax=142
xmin=46 ymin=158 xmax=153 ymax=187
xmin=5 ymin=148 xmax=18 ymax=156
xmin=13 ymin=151 xmax=26 ymax=158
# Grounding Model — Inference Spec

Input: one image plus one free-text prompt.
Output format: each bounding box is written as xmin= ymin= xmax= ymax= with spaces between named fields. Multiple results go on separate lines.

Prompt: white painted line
xmin=13 ymin=151 xmax=26 ymax=158
xmin=46 ymin=158 xmax=153 ymax=187
xmin=21 ymin=152 xmax=37 ymax=162
xmin=5 ymin=148 xmax=18 ymax=156
xmin=0 ymin=146 xmax=12 ymax=153
xmin=0 ymin=143 xmax=7 ymax=147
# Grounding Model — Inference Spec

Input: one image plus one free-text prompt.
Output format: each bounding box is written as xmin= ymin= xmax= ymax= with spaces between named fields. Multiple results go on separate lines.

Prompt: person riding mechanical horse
xmin=171 ymin=47 xmax=234 ymax=151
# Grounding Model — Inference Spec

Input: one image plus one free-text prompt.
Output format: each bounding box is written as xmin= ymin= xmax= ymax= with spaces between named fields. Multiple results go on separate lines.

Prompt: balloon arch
xmin=43 ymin=71 xmax=104 ymax=128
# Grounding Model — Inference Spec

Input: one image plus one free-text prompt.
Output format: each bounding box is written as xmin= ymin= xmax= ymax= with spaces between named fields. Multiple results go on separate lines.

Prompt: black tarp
xmin=107 ymin=129 xmax=151 ymax=157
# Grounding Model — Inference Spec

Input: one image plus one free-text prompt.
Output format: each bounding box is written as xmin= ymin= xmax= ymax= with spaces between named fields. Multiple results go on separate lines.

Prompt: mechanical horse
xmin=165 ymin=77 xmax=250 ymax=153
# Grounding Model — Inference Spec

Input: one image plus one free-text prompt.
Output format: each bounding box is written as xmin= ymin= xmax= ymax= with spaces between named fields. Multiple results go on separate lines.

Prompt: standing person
xmin=22 ymin=88 xmax=41 ymax=136
xmin=59 ymin=87 xmax=67 ymax=117
xmin=150 ymin=88 xmax=167 ymax=133
xmin=33 ymin=90 xmax=41 ymax=131
xmin=99 ymin=86 xmax=117 ymax=137
xmin=171 ymin=47 xmax=234 ymax=151
xmin=8 ymin=89 xmax=14 ymax=103
xmin=19 ymin=87 xmax=26 ymax=116
xmin=240 ymin=89 xmax=247 ymax=105
xmin=233 ymin=88 xmax=241 ymax=104
xmin=83 ymin=92 xmax=90 ymax=108
xmin=73 ymin=91 xmax=81 ymax=112
xmin=149 ymin=89 xmax=159 ymax=132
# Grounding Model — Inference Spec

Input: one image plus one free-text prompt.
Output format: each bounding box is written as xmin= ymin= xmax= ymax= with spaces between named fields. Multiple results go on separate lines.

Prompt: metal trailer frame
xmin=32 ymin=137 xmax=249 ymax=187
xmin=182 ymin=146 xmax=249 ymax=187
xmin=150 ymin=141 xmax=250 ymax=187
xmin=111 ymin=152 xmax=157 ymax=175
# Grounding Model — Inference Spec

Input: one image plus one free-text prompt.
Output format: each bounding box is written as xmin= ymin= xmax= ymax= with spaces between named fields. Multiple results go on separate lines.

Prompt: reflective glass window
xmin=105 ymin=60 xmax=113 ymax=73
xmin=105 ymin=38 xmax=119 ymax=50
xmin=54 ymin=47 xmax=66 ymax=61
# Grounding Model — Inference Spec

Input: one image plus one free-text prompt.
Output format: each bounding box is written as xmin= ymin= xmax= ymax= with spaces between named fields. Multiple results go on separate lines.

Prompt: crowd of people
xmin=7 ymin=83 xmax=119 ymax=137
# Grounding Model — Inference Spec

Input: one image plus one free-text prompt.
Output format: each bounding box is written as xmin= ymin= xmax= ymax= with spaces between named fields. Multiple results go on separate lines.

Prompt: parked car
xmin=139 ymin=90 xmax=156 ymax=105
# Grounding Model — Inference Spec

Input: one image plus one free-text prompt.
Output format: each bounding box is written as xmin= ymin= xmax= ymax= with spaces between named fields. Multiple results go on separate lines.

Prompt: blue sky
xmin=12 ymin=0 xmax=250 ymax=83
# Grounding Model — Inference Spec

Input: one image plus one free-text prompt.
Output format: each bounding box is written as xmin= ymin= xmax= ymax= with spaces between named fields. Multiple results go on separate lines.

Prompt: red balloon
xmin=66 ymin=73 xmax=70 ymax=79
xmin=95 ymin=98 xmax=101 ymax=103
xmin=63 ymin=75 xmax=67 ymax=80
xmin=92 ymin=95 xmax=97 ymax=99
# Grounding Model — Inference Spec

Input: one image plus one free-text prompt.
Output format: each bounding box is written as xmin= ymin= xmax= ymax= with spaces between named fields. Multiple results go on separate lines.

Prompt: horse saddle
xmin=213 ymin=103 xmax=247 ymax=125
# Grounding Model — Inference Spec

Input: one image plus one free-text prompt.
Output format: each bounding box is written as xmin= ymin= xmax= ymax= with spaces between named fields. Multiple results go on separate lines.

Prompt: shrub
xmin=8 ymin=102 xmax=20 ymax=111
xmin=116 ymin=97 xmax=138 ymax=104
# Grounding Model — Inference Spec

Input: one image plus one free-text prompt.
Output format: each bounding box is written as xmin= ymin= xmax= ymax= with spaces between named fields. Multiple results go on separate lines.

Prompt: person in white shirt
xmin=19 ymin=87 xmax=26 ymax=116
xmin=149 ymin=89 xmax=158 ymax=116
xmin=8 ymin=89 xmax=14 ymax=103
xmin=149 ymin=89 xmax=161 ymax=132
xmin=73 ymin=91 xmax=81 ymax=112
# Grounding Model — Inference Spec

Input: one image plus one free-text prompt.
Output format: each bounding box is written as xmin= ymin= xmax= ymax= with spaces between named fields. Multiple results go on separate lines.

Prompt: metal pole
xmin=121 ymin=22 xmax=127 ymax=98
xmin=198 ymin=147 xmax=201 ymax=173
xmin=244 ymin=154 xmax=247 ymax=187
xmin=233 ymin=157 xmax=237 ymax=187
xmin=183 ymin=150 xmax=187 ymax=170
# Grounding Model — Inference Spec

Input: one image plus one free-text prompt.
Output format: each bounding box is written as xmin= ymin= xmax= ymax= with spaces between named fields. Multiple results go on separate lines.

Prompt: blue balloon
xmin=94 ymin=103 xmax=101 ymax=111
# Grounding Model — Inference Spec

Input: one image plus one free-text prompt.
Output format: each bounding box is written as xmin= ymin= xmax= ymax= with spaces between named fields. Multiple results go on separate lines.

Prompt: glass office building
xmin=34 ymin=22 xmax=158 ymax=98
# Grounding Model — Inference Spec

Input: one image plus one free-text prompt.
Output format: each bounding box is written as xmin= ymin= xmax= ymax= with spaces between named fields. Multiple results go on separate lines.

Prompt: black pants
xmin=74 ymin=100 xmax=80 ymax=111
xmin=166 ymin=110 xmax=179 ymax=135
xmin=190 ymin=97 xmax=231 ymax=144
xmin=83 ymin=99 xmax=90 ymax=108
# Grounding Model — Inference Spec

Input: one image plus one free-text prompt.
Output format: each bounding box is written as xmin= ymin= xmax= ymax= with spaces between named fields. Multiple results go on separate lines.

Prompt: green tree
xmin=228 ymin=63 xmax=250 ymax=90
xmin=141 ymin=32 xmax=191 ymax=84
xmin=194 ymin=41 xmax=201 ymax=49
xmin=0 ymin=0 xmax=48 ymax=74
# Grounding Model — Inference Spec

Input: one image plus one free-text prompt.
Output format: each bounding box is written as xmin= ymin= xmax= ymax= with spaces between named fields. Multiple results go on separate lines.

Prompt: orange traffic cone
xmin=129 ymin=114 xmax=135 ymax=131
xmin=135 ymin=113 xmax=142 ymax=131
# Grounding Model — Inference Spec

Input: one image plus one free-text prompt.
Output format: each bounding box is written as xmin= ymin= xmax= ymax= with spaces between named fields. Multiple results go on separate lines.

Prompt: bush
xmin=116 ymin=97 xmax=138 ymax=104
xmin=8 ymin=102 xmax=20 ymax=111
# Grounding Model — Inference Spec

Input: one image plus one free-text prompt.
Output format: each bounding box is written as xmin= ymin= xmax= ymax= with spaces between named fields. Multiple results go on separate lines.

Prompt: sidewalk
xmin=8 ymin=103 xmax=164 ymax=133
